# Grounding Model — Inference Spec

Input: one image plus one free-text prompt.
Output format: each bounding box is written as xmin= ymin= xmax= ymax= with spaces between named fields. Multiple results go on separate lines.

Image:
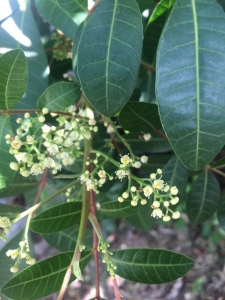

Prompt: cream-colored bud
xmin=152 ymin=201 xmax=160 ymax=208
xmin=0 ymin=217 xmax=10 ymax=229
xmin=122 ymin=192 xmax=129 ymax=199
xmin=118 ymin=197 xmax=124 ymax=202
xmin=24 ymin=113 xmax=30 ymax=119
xmin=38 ymin=116 xmax=45 ymax=123
xmin=10 ymin=162 xmax=19 ymax=171
xmin=163 ymin=201 xmax=170 ymax=207
xmin=42 ymin=108 xmax=49 ymax=114
xmin=10 ymin=266 xmax=19 ymax=273
xmin=163 ymin=215 xmax=171 ymax=222
xmin=170 ymin=186 xmax=178 ymax=195
xmin=172 ymin=211 xmax=180 ymax=219
xmin=131 ymin=186 xmax=137 ymax=192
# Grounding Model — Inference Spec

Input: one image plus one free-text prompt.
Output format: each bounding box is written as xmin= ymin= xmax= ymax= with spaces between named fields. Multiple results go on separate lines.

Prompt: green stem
xmin=15 ymin=179 xmax=79 ymax=222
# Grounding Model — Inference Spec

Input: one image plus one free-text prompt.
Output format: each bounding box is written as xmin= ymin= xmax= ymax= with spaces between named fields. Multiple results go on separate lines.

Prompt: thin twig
xmin=210 ymin=167 xmax=225 ymax=178
xmin=32 ymin=168 xmax=49 ymax=215
xmin=57 ymin=265 xmax=73 ymax=300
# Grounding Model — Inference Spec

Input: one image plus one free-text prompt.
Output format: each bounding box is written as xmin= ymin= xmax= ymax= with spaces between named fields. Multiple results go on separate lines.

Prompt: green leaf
xmin=126 ymin=203 xmax=153 ymax=231
xmin=0 ymin=49 xmax=28 ymax=110
xmin=119 ymin=102 xmax=162 ymax=132
xmin=143 ymin=0 xmax=175 ymax=64
xmin=0 ymin=204 xmax=24 ymax=218
xmin=99 ymin=200 xmax=137 ymax=218
xmin=0 ymin=0 xmax=48 ymax=109
xmin=0 ymin=115 xmax=16 ymax=190
xmin=217 ymin=193 xmax=225 ymax=230
xmin=77 ymin=0 xmax=143 ymax=116
xmin=57 ymin=0 xmax=88 ymax=13
xmin=35 ymin=0 xmax=80 ymax=39
xmin=186 ymin=170 xmax=220 ymax=223
xmin=37 ymin=82 xmax=81 ymax=111
xmin=156 ymin=0 xmax=225 ymax=171
xmin=29 ymin=202 xmax=82 ymax=233
xmin=0 ymin=174 xmax=38 ymax=197
xmin=43 ymin=225 xmax=92 ymax=251
xmin=162 ymin=155 xmax=188 ymax=198
xmin=0 ymin=250 xmax=92 ymax=300
xmin=112 ymin=248 xmax=194 ymax=284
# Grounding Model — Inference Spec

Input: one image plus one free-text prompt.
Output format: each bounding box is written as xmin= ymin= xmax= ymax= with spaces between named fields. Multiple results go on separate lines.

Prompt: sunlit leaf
xmin=0 ymin=250 xmax=92 ymax=300
xmin=186 ymin=170 xmax=220 ymax=223
xmin=156 ymin=0 xmax=225 ymax=170
xmin=57 ymin=0 xmax=88 ymax=13
xmin=0 ymin=115 xmax=16 ymax=191
xmin=29 ymin=202 xmax=82 ymax=233
xmin=77 ymin=0 xmax=143 ymax=116
xmin=0 ymin=0 xmax=48 ymax=109
xmin=112 ymin=248 xmax=194 ymax=283
xmin=0 ymin=49 xmax=27 ymax=110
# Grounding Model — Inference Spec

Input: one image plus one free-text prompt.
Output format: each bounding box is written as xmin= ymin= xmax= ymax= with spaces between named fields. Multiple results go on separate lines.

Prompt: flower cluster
xmin=0 ymin=216 xmax=11 ymax=241
xmin=98 ymin=238 xmax=117 ymax=278
xmin=117 ymin=168 xmax=180 ymax=222
xmin=6 ymin=106 xmax=98 ymax=177
xmin=6 ymin=239 xmax=36 ymax=273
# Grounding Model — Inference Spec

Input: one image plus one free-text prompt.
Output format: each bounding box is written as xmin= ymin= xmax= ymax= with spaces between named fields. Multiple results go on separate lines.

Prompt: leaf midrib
xmin=105 ymin=0 xmax=118 ymax=114
xmin=128 ymin=104 xmax=156 ymax=129
xmin=191 ymin=0 xmax=200 ymax=168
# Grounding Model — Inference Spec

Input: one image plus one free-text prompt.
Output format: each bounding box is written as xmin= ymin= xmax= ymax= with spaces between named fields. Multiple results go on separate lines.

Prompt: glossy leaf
xmin=217 ymin=193 xmax=225 ymax=230
xmin=0 ymin=0 xmax=48 ymax=109
xmin=126 ymin=204 xmax=153 ymax=231
xmin=37 ymin=82 xmax=81 ymax=111
xmin=99 ymin=200 xmax=137 ymax=218
xmin=0 ymin=49 xmax=28 ymax=110
xmin=43 ymin=225 xmax=92 ymax=251
xmin=57 ymin=0 xmax=88 ymax=13
xmin=119 ymin=102 xmax=162 ymax=132
xmin=77 ymin=0 xmax=143 ymax=116
xmin=0 ymin=174 xmax=38 ymax=197
xmin=29 ymin=202 xmax=82 ymax=233
xmin=156 ymin=0 xmax=225 ymax=171
xmin=112 ymin=248 xmax=194 ymax=283
xmin=186 ymin=170 xmax=220 ymax=223
xmin=0 ymin=250 xmax=92 ymax=300
xmin=35 ymin=0 xmax=80 ymax=39
xmin=143 ymin=0 xmax=175 ymax=64
xmin=0 ymin=115 xmax=16 ymax=190
xmin=162 ymin=155 xmax=188 ymax=198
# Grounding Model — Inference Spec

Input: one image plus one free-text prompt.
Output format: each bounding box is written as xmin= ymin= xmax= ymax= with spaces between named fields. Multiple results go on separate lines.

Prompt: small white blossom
xmin=11 ymin=139 xmax=22 ymax=150
xmin=48 ymin=144 xmax=59 ymax=154
xmin=143 ymin=133 xmax=152 ymax=141
xmin=68 ymin=105 xmax=76 ymax=113
xmin=121 ymin=155 xmax=132 ymax=166
xmin=14 ymin=152 xmax=26 ymax=162
xmin=0 ymin=217 xmax=10 ymax=228
xmin=122 ymin=192 xmax=129 ymax=199
xmin=30 ymin=163 xmax=44 ymax=175
xmin=163 ymin=215 xmax=171 ymax=222
xmin=172 ymin=211 xmax=180 ymax=219
xmin=88 ymin=119 xmax=96 ymax=126
xmin=10 ymin=266 xmax=19 ymax=273
xmin=133 ymin=161 xmax=141 ymax=168
xmin=153 ymin=179 xmax=164 ymax=190
xmin=26 ymin=135 xmax=34 ymax=144
xmin=42 ymin=157 xmax=55 ymax=168
xmin=42 ymin=124 xmax=51 ymax=133
xmin=118 ymin=197 xmax=124 ymax=202
xmin=170 ymin=186 xmax=178 ymax=195
xmin=107 ymin=125 xmax=114 ymax=134
xmin=140 ymin=155 xmax=148 ymax=163
xmin=170 ymin=197 xmax=179 ymax=205
xmin=86 ymin=179 xmax=95 ymax=191
xmin=131 ymin=186 xmax=137 ymax=192
xmin=98 ymin=170 xmax=106 ymax=178
xmin=151 ymin=208 xmax=163 ymax=219
xmin=42 ymin=108 xmax=49 ymax=114
xmin=143 ymin=186 xmax=153 ymax=197
xmin=38 ymin=116 xmax=45 ymax=123
xmin=152 ymin=200 xmax=160 ymax=208
xmin=79 ymin=109 xmax=87 ymax=117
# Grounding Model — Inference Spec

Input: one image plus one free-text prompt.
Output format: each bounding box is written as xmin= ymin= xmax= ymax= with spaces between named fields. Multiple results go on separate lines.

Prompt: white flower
xmin=68 ymin=105 xmax=76 ymax=113
xmin=121 ymin=155 xmax=132 ymax=166
xmin=64 ymin=138 xmax=73 ymax=147
xmin=62 ymin=157 xmax=74 ymax=166
xmin=151 ymin=208 xmax=163 ymax=219
xmin=88 ymin=119 xmax=96 ymax=126
xmin=56 ymin=129 xmax=64 ymax=137
xmin=170 ymin=197 xmax=179 ymax=205
xmin=60 ymin=152 xmax=70 ymax=160
xmin=30 ymin=163 xmax=44 ymax=175
xmin=14 ymin=152 xmax=27 ymax=162
xmin=133 ymin=161 xmax=141 ymax=168
xmin=115 ymin=169 xmax=129 ymax=180
xmin=83 ymin=131 xmax=92 ymax=140
xmin=86 ymin=179 xmax=95 ymax=191
xmin=69 ymin=131 xmax=79 ymax=141
xmin=48 ymin=144 xmax=59 ymax=154
xmin=79 ymin=109 xmax=87 ymax=117
xmin=42 ymin=157 xmax=55 ymax=168
xmin=164 ymin=185 xmax=170 ymax=192
xmin=42 ymin=124 xmax=51 ymax=133
xmin=143 ymin=185 xmax=153 ymax=197
xmin=11 ymin=140 xmax=22 ymax=150
xmin=54 ymin=136 xmax=63 ymax=144
xmin=153 ymin=179 xmax=164 ymax=190
xmin=0 ymin=217 xmax=10 ymax=228
xmin=99 ymin=178 xmax=106 ymax=185
xmin=150 ymin=173 xmax=156 ymax=179
xmin=107 ymin=125 xmax=114 ymax=134
xmin=143 ymin=133 xmax=151 ymax=141
xmin=65 ymin=122 xmax=72 ymax=130
xmin=54 ymin=162 xmax=62 ymax=170
xmin=98 ymin=170 xmax=106 ymax=178
xmin=26 ymin=135 xmax=34 ymax=144
xmin=172 ymin=211 xmax=180 ymax=219
xmin=140 ymin=155 xmax=148 ymax=163
xmin=170 ymin=186 xmax=178 ymax=195
xmin=152 ymin=201 xmax=160 ymax=208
